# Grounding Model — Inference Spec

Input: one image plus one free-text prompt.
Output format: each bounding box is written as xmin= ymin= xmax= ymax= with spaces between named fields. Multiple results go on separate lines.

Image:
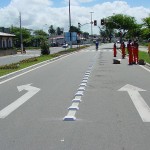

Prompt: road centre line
xmin=63 ymin=53 xmax=97 ymax=121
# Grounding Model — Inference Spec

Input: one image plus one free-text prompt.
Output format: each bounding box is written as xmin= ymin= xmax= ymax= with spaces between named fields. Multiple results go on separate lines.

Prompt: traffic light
xmin=78 ymin=22 xmax=81 ymax=28
xmin=101 ymin=19 xmax=104 ymax=25
xmin=94 ymin=20 xmax=97 ymax=26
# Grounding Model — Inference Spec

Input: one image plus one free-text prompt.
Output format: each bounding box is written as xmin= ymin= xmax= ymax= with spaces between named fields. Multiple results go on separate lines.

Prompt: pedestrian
xmin=127 ymin=40 xmax=133 ymax=65
xmin=121 ymin=41 xmax=126 ymax=59
xmin=113 ymin=43 xmax=117 ymax=57
xmin=133 ymin=40 xmax=139 ymax=64
xmin=95 ymin=41 xmax=99 ymax=50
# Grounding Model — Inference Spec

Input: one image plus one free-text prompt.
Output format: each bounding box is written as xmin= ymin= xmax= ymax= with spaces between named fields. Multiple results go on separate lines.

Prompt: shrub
xmin=40 ymin=41 xmax=50 ymax=55
xmin=0 ymin=63 xmax=20 ymax=69
xmin=19 ymin=57 xmax=38 ymax=63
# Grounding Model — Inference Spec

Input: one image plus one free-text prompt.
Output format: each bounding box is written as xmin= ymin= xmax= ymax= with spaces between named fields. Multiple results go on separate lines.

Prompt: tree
xmin=105 ymin=14 xmax=137 ymax=42
xmin=10 ymin=26 xmax=31 ymax=47
xmin=40 ymin=40 xmax=50 ymax=55
xmin=48 ymin=25 xmax=55 ymax=35
xmin=56 ymin=27 xmax=63 ymax=35
xmin=141 ymin=16 xmax=150 ymax=40
xmin=33 ymin=30 xmax=48 ymax=47
xmin=69 ymin=25 xmax=81 ymax=34
xmin=83 ymin=32 xmax=89 ymax=39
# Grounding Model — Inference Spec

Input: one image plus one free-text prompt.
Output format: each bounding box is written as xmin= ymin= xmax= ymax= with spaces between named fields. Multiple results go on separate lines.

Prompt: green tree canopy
xmin=48 ymin=25 xmax=55 ymax=35
xmin=141 ymin=16 xmax=150 ymax=39
xmin=10 ymin=26 xmax=31 ymax=47
xmin=69 ymin=25 xmax=81 ymax=34
xmin=105 ymin=14 xmax=137 ymax=35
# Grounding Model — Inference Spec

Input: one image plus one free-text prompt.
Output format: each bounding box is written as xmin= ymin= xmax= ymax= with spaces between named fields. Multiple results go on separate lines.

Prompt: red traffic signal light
xmin=94 ymin=20 xmax=97 ymax=26
xmin=101 ymin=19 xmax=104 ymax=25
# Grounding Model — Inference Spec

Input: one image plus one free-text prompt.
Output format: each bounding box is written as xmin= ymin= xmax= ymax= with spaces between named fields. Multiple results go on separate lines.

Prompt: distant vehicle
xmin=50 ymin=42 xmax=58 ymax=47
xmin=116 ymin=40 xmax=121 ymax=48
xmin=62 ymin=43 xmax=68 ymax=48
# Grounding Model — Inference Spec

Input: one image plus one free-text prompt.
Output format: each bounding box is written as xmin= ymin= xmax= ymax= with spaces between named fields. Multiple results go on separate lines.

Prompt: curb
xmin=0 ymin=50 xmax=81 ymax=82
xmin=118 ymin=49 xmax=150 ymax=67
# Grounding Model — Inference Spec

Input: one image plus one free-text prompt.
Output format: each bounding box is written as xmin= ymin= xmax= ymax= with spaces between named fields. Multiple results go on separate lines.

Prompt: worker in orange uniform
xmin=133 ymin=40 xmax=139 ymax=64
xmin=127 ymin=40 xmax=133 ymax=65
xmin=121 ymin=41 xmax=126 ymax=59
xmin=113 ymin=43 xmax=117 ymax=57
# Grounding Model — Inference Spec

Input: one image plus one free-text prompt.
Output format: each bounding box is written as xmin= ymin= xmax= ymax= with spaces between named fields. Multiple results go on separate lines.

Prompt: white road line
xmin=139 ymin=65 xmax=150 ymax=73
xmin=63 ymin=53 xmax=97 ymax=121
xmin=0 ymin=53 xmax=77 ymax=85
xmin=119 ymin=84 xmax=150 ymax=122
xmin=0 ymin=84 xmax=40 ymax=118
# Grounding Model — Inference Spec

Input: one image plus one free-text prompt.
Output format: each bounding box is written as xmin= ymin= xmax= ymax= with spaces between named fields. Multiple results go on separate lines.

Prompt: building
xmin=0 ymin=32 xmax=16 ymax=56
xmin=49 ymin=35 xmax=65 ymax=46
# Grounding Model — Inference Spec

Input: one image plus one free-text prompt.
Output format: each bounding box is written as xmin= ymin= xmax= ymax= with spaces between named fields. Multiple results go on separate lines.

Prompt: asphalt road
xmin=0 ymin=45 xmax=78 ymax=66
xmin=0 ymin=44 xmax=150 ymax=150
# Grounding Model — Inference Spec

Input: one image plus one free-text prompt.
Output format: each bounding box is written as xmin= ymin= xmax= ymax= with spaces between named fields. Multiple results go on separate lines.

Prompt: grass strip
xmin=0 ymin=46 xmax=88 ymax=77
xmin=139 ymin=51 xmax=150 ymax=64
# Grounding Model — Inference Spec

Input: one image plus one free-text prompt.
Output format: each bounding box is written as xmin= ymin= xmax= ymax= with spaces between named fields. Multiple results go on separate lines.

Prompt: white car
xmin=62 ymin=43 xmax=68 ymax=48
xmin=116 ymin=40 xmax=121 ymax=48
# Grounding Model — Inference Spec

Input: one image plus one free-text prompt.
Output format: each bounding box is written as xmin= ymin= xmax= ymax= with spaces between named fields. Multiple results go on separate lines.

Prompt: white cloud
xmin=0 ymin=0 xmax=149 ymax=34
xmin=64 ymin=0 xmax=94 ymax=6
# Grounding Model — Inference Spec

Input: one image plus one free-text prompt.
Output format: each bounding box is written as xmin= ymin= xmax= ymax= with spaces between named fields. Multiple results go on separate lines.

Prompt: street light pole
xmin=69 ymin=0 xmax=72 ymax=48
xmin=19 ymin=12 xmax=23 ymax=54
xmin=90 ymin=12 xmax=94 ymax=42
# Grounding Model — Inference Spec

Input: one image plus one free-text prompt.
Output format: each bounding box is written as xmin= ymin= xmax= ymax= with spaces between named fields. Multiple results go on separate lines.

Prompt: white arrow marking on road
xmin=0 ymin=84 xmax=40 ymax=119
xmin=118 ymin=84 xmax=150 ymax=122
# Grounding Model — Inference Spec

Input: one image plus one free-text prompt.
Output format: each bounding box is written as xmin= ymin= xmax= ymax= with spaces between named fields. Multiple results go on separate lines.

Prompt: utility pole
xmin=90 ymin=12 xmax=94 ymax=42
xmin=69 ymin=0 xmax=72 ymax=48
xmin=19 ymin=12 xmax=23 ymax=54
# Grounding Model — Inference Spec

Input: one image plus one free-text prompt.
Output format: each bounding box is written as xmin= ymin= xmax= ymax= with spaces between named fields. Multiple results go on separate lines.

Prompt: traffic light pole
xmin=69 ymin=0 xmax=72 ymax=48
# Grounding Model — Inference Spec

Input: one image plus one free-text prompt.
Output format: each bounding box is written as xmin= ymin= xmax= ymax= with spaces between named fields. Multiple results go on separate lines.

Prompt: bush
xmin=19 ymin=57 xmax=38 ymax=63
xmin=0 ymin=63 xmax=20 ymax=69
xmin=40 ymin=41 xmax=50 ymax=55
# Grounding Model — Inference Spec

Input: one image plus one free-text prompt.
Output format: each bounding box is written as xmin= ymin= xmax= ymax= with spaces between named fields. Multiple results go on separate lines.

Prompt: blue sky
xmin=0 ymin=0 xmax=150 ymax=8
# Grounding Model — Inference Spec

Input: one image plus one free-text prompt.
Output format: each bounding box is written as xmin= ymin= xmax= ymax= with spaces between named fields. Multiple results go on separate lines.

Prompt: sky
xmin=0 ymin=0 xmax=150 ymax=34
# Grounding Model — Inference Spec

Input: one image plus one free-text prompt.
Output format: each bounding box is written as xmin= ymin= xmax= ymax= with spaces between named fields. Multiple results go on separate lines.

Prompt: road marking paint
xmin=119 ymin=84 xmax=150 ymax=122
xmin=82 ymin=80 xmax=88 ymax=83
xmin=75 ymin=91 xmax=84 ymax=96
xmin=83 ymin=77 xmax=88 ymax=80
xmin=63 ymin=110 xmax=77 ymax=121
xmin=80 ymin=83 xmax=87 ymax=87
xmin=85 ymin=73 xmax=90 ymax=75
xmin=84 ymin=75 xmax=90 ymax=77
xmin=0 ymin=84 xmax=40 ymax=119
xmin=72 ymin=99 xmax=82 ymax=103
xmin=63 ymin=53 xmax=97 ymax=121
xmin=140 ymin=65 xmax=150 ymax=73
xmin=86 ymin=71 xmax=91 ymax=73
xmin=0 ymin=52 xmax=78 ymax=85
xmin=68 ymin=102 xmax=80 ymax=110
xmin=78 ymin=87 xmax=85 ymax=91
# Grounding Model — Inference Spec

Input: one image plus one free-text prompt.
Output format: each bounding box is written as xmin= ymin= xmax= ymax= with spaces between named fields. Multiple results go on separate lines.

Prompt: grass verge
xmin=0 ymin=46 xmax=88 ymax=77
xmin=139 ymin=51 xmax=150 ymax=64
